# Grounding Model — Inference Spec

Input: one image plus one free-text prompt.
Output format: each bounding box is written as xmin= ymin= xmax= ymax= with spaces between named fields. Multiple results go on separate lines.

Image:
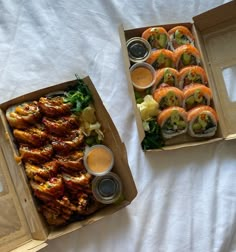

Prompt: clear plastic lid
xmin=92 ymin=172 xmax=122 ymax=204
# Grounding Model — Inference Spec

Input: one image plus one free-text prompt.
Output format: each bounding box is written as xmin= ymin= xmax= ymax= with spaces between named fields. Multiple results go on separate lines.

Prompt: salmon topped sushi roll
xmin=152 ymin=67 xmax=179 ymax=91
xmin=168 ymin=25 xmax=194 ymax=50
xmin=187 ymin=105 xmax=218 ymax=137
xmin=174 ymin=44 xmax=201 ymax=70
xmin=158 ymin=106 xmax=188 ymax=139
xmin=146 ymin=49 xmax=175 ymax=70
xmin=179 ymin=66 xmax=208 ymax=89
xmin=153 ymin=85 xmax=184 ymax=110
xmin=183 ymin=84 xmax=212 ymax=111
xmin=142 ymin=27 xmax=170 ymax=49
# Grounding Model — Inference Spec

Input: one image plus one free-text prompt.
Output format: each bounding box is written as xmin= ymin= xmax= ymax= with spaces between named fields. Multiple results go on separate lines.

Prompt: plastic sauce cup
xmin=126 ymin=37 xmax=151 ymax=63
xmin=92 ymin=172 xmax=123 ymax=204
xmin=130 ymin=62 xmax=156 ymax=91
xmin=83 ymin=145 xmax=114 ymax=176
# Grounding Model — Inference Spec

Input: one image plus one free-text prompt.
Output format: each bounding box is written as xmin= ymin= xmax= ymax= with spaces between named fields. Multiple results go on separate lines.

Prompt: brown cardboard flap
xmin=0 ymin=143 xmax=32 ymax=252
xmin=11 ymin=240 xmax=47 ymax=252
xmin=193 ymin=3 xmax=236 ymax=139
xmin=193 ymin=1 xmax=236 ymax=33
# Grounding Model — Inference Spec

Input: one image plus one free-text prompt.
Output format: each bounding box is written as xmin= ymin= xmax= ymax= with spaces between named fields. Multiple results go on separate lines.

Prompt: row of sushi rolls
xmin=132 ymin=25 xmax=218 ymax=147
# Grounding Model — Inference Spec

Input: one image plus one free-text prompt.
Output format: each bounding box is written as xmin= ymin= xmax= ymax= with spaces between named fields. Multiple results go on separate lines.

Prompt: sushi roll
xmin=158 ymin=106 xmax=188 ymax=139
xmin=174 ymin=44 xmax=201 ymax=70
xmin=142 ymin=27 xmax=170 ymax=49
xmin=146 ymin=49 xmax=175 ymax=70
xmin=187 ymin=105 xmax=218 ymax=137
xmin=153 ymin=85 xmax=184 ymax=110
xmin=168 ymin=25 xmax=194 ymax=50
xmin=152 ymin=67 xmax=179 ymax=91
xmin=183 ymin=84 xmax=212 ymax=111
xmin=179 ymin=66 xmax=208 ymax=89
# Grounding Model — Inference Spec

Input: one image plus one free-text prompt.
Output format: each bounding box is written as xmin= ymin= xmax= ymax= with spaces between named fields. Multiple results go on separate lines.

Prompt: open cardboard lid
xmin=0 ymin=116 xmax=47 ymax=251
xmin=193 ymin=0 xmax=236 ymax=139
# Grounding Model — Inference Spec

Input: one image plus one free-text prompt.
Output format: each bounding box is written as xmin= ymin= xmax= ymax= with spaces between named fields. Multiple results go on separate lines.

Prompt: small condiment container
xmin=126 ymin=37 xmax=151 ymax=63
xmin=83 ymin=144 xmax=114 ymax=176
xmin=92 ymin=172 xmax=123 ymax=204
xmin=130 ymin=62 xmax=156 ymax=91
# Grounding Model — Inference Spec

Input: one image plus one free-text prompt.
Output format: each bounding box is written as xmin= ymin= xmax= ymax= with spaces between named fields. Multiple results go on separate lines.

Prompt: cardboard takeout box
xmin=0 ymin=76 xmax=137 ymax=251
xmin=119 ymin=1 xmax=236 ymax=151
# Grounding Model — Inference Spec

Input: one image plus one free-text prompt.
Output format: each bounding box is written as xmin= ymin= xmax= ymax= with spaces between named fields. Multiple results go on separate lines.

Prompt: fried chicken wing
xmin=19 ymin=144 xmax=53 ymax=164
xmin=77 ymin=192 xmax=100 ymax=215
xmin=40 ymin=201 xmax=72 ymax=226
xmin=56 ymin=150 xmax=85 ymax=173
xmin=13 ymin=127 xmax=48 ymax=147
xmin=42 ymin=115 xmax=79 ymax=135
xmin=30 ymin=177 xmax=64 ymax=202
xmin=50 ymin=129 xmax=84 ymax=154
xmin=6 ymin=101 xmax=41 ymax=129
xmin=40 ymin=192 xmax=100 ymax=226
xmin=62 ymin=172 xmax=93 ymax=193
xmin=25 ymin=160 xmax=58 ymax=182
xmin=38 ymin=96 xmax=72 ymax=117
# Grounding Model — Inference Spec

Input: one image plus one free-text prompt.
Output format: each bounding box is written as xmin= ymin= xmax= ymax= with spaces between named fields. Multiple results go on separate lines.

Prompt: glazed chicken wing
xmin=13 ymin=127 xmax=48 ymax=147
xmin=30 ymin=177 xmax=64 ymax=202
xmin=19 ymin=144 xmax=53 ymax=164
xmin=42 ymin=115 xmax=79 ymax=135
xmin=77 ymin=192 xmax=100 ymax=215
xmin=38 ymin=96 xmax=72 ymax=117
xmin=6 ymin=101 xmax=41 ymax=129
xmin=50 ymin=129 xmax=84 ymax=154
xmin=25 ymin=160 xmax=58 ymax=183
xmin=62 ymin=172 xmax=93 ymax=193
xmin=56 ymin=150 xmax=85 ymax=173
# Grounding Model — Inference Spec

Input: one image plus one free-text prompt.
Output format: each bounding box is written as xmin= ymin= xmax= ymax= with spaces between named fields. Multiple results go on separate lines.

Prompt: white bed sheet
xmin=0 ymin=0 xmax=235 ymax=251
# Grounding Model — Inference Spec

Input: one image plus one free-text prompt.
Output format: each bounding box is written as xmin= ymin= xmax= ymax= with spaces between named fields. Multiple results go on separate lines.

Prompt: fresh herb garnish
xmin=64 ymin=74 xmax=93 ymax=113
xmin=134 ymin=91 xmax=144 ymax=104
xmin=141 ymin=120 xmax=165 ymax=150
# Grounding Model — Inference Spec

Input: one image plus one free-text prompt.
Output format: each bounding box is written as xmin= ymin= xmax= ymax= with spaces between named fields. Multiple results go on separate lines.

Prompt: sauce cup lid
xmin=92 ymin=172 xmax=123 ymax=204
xmin=83 ymin=144 xmax=114 ymax=176
xmin=126 ymin=37 xmax=151 ymax=63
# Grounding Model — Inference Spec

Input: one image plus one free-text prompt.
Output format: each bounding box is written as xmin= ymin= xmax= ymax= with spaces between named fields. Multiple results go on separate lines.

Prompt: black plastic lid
xmin=126 ymin=37 xmax=151 ymax=63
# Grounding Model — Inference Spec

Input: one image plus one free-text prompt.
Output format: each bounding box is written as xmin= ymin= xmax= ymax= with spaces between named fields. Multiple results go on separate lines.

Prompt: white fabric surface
xmin=0 ymin=0 xmax=236 ymax=251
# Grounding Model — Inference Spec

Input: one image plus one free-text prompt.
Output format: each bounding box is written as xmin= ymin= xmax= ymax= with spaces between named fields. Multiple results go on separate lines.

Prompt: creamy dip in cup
xmin=83 ymin=145 xmax=114 ymax=176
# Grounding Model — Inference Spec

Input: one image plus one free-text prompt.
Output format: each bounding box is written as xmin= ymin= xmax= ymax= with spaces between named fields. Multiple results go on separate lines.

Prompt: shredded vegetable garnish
xmin=141 ymin=120 xmax=165 ymax=150
xmin=64 ymin=75 xmax=93 ymax=113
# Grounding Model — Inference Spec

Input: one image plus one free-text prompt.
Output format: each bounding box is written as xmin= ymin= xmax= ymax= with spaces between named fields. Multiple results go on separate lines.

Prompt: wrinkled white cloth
xmin=0 ymin=0 xmax=235 ymax=251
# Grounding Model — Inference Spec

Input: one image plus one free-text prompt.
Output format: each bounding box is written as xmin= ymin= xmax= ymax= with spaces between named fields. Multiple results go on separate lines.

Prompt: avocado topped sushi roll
xmin=146 ymin=49 xmax=175 ymax=70
xmin=179 ymin=66 xmax=208 ymax=89
xmin=142 ymin=27 xmax=170 ymax=49
xmin=187 ymin=105 xmax=218 ymax=137
xmin=174 ymin=44 xmax=201 ymax=70
xmin=153 ymin=85 xmax=184 ymax=110
xmin=152 ymin=67 xmax=179 ymax=91
xmin=168 ymin=25 xmax=195 ymax=50
xmin=158 ymin=106 xmax=187 ymax=139
xmin=183 ymin=84 xmax=212 ymax=111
